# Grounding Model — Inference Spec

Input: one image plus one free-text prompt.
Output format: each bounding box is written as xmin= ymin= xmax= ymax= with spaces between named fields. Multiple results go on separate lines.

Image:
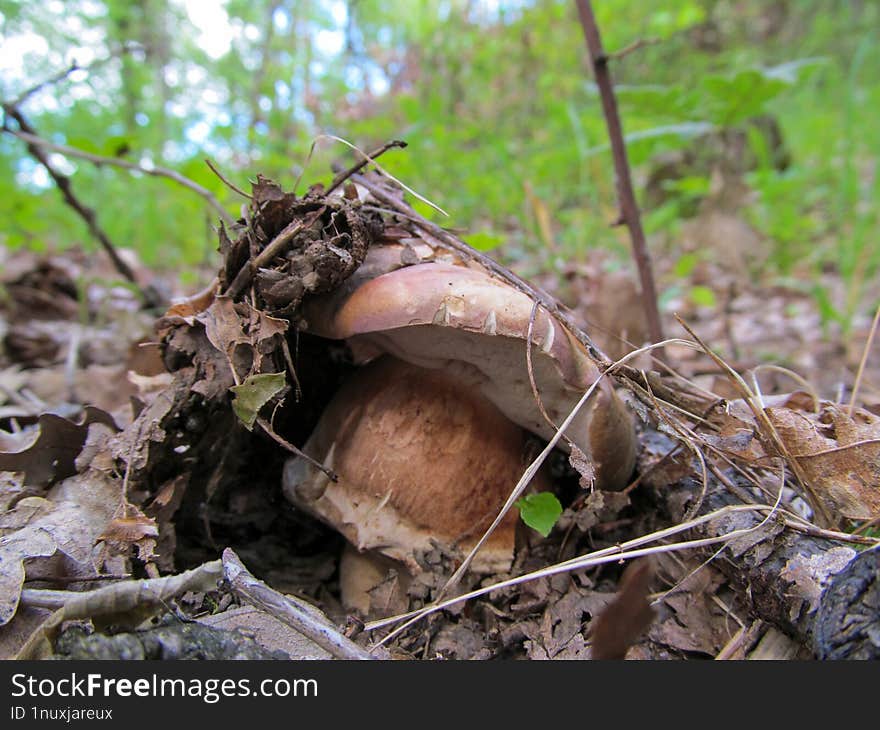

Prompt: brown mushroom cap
xmin=283 ymin=356 xmax=547 ymax=574
xmin=302 ymin=251 xmax=636 ymax=490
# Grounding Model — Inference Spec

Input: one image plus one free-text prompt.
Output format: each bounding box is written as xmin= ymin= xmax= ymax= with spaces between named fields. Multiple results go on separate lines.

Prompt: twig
xmin=9 ymin=62 xmax=81 ymax=108
xmin=3 ymin=125 xmax=235 ymax=227
xmin=255 ymin=416 xmax=337 ymax=481
xmin=849 ymin=301 xmax=880 ymax=416
xmin=574 ymin=0 xmax=664 ymax=346
xmin=1 ymin=105 xmax=155 ymax=302
xmin=607 ymin=36 xmax=662 ymax=61
xmin=326 ymin=139 xmax=408 ymax=195
xmin=205 ymin=158 xmax=252 ymax=200
xmin=221 ymin=549 xmax=376 ymax=660
xmin=19 ymin=561 xmax=223 ymax=617
xmin=6 ymin=43 xmax=146 ymax=109
xmin=297 ymin=134 xmax=444 ymax=215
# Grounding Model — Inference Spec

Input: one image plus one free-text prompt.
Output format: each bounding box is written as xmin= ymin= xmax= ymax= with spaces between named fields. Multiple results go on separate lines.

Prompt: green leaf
xmin=465 ymin=231 xmax=505 ymax=251
xmin=689 ymin=285 xmax=717 ymax=308
xmin=673 ymin=253 xmax=698 ymax=278
xmin=700 ymin=69 xmax=789 ymax=125
xmin=230 ymin=372 xmax=286 ymax=430
xmin=516 ymin=492 xmax=563 ymax=538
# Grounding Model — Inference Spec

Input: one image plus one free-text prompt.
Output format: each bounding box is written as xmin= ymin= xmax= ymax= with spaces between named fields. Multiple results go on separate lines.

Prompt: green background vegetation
xmin=1 ymin=0 xmax=877 ymax=323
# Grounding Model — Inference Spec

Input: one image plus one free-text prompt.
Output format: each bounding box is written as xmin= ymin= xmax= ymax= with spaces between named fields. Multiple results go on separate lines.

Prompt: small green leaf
xmin=673 ymin=253 xmax=698 ymax=278
xmin=516 ymin=492 xmax=563 ymax=538
xmin=689 ymin=285 xmax=717 ymax=308
xmin=230 ymin=372 xmax=286 ymax=430
xmin=466 ymin=231 xmax=505 ymax=251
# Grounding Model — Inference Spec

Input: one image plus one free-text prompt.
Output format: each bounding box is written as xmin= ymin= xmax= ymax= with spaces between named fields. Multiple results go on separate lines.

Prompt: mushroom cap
xmin=303 ymin=248 xmax=636 ymax=490
xmin=283 ymin=356 xmax=545 ymax=574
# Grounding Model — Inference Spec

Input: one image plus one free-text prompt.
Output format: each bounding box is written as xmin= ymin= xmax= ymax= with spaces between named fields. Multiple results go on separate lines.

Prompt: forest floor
xmin=1 ymin=183 xmax=878 ymax=661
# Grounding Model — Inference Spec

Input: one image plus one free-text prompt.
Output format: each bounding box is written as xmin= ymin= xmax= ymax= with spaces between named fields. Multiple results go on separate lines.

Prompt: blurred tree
xmin=0 ymin=0 xmax=876 ymax=316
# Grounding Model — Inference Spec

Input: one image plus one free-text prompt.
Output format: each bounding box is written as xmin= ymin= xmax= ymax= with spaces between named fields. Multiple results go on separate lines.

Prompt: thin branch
xmin=6 ymin=44 xmax=146 ymax=108
xmin=256 ymin=416 xmax=337 ymax=481
xmin=326 ymin=139 xmax=408 ymax=195
xmin=9 ymin=62 xmax=81 ymax=108
xmin=222 ymin=548 xmax=376 ymax=660
xmin=205 ymin=158 xmax=252 ymax=200
xmin=574 ymin=0 xmax=664 ymax=345
xmin=849 ymin=301 xmax=880 ymax=416
xmin=3 ymin=125 xmax=235 ymax=226
xmin=607 ymin=36 xmax=662 ymax=61
xmin=2 ymin=104 xmax=152 ymax=301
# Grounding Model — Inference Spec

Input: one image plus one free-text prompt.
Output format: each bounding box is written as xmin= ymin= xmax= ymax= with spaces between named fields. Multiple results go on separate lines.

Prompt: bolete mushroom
xmin=300 ymin=244 xmax=637 ymax=489
xmin=283 ymin=242 xmax=638 ymax=610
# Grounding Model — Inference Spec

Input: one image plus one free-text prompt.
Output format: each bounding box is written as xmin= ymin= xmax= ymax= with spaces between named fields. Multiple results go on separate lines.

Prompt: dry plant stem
xmin=750 ymin=364 xmax=821 ymax=413
xmin=19 ymin=560 xmax=223 ymax=618
xmin=674 ymin=314 xmax=836 ymax=528
xmin=221 ymin=549 xmax=375 ymax=661
xmin=849 ymin=301 xmax=880 ymax=415
xmin=574 ymin=0 xmax=664 ymax=346
xmin=255 ymin=416 xmax=337 ymax=481
xmin=326 ymin=139 xmax=408 ymax=195
xmin=205 ymin=158 xmax=253 ymax=199
xmin=853 ymin=513 xmax=880 ymax=536
xmin=526 ymin=300 xmax=574 ymax=449
xmin=441 ymin=338 xmax=699 ymax=595
xmin=2 ymin=105 xmax=144 ymax=293
xmin=714 ymin=626 xmax=747 ymax=660
xmin=4 ymin=126 xmax=235 ymax=227
xmin=641 ymin=373 xmax=709 ymax=521
xmin=224 ymin=206 xmax=326 ymax=298
xmin=368 ymin=500 xmax=789 ymax=646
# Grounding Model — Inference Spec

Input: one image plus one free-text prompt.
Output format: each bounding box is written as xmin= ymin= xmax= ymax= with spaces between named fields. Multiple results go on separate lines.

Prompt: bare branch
xmin=3 ymin=126 xmax=235 ymax=227
xmin=326 ymin=138 xmax=408 ymax=195
xmin=1 ymin=104 xmax=157 ymax=304
xmin=222 ymin=548 xmax=378 ymax=660
xmin=574 ymin=0 xmax=664 ymax=346
xmin=8 ymin=62 xmax=81 ymax=108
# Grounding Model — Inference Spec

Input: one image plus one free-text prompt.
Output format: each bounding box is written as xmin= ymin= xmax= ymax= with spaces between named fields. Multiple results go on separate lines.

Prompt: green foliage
xmin=0 ymin=0 xmax=877 ymax=332
xmin=689 ymin=285 xmax=717 ymax=308
xmin=516 ymin=492 xmax=563 ymax=538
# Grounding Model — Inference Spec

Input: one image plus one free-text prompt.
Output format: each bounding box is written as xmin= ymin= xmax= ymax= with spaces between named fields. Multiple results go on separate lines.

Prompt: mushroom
xmin=282 ymin=243 xmax=638 ymax=612
xmin=300 ymin=244 xmax=637 ymax=489
xmin=283 ymin=355 xmax=549 ymax=576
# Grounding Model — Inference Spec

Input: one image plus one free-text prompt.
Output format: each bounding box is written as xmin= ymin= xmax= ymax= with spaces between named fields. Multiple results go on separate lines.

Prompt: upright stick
xmin=574 ymin=0 xmax=664 ymax=345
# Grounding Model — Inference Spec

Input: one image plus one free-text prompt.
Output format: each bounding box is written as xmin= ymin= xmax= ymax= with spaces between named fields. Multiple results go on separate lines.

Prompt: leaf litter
xmin=1 ymin=163 xmax=879 ymax=661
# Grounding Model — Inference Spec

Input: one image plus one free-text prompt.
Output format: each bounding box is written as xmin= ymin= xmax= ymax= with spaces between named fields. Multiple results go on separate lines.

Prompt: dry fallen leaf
xmin=767 ymin=403 xmax=880 ymax=522
xmin=0 ymin=406 xmax=119 ymax=487
xmin=0 ymin=468 xmax=126 ymax=626
xmin=590 ymin=558 xmax=656 ymax=660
